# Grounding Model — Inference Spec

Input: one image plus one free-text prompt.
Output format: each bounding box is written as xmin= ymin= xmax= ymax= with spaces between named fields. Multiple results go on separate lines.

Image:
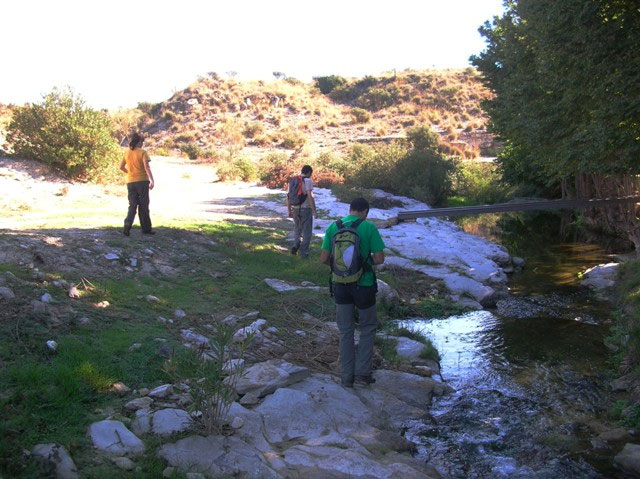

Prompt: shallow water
xmin=401 ymin=213 xmax=622 ymax=478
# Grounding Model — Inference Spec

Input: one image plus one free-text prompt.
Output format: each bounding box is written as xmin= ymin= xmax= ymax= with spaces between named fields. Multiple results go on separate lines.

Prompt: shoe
xmin=123 ymin=223 xmax=131 ymax=236
xmin=142 ymin=230 xmax=156 ymax=235
xmin=291 ymin=245 xmax=299 ymax=255
xmin=355 ymin=375 xmax=376 ymax=385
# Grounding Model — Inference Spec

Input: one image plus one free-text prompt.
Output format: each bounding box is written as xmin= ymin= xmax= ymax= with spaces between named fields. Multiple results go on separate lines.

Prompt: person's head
xmin=301 ymin=165 xmax=313 ymax=177
xmin=349 ymin=197 xmax=370 ymax=219
xmin=129 ymin=132 xmax=144 ymax=150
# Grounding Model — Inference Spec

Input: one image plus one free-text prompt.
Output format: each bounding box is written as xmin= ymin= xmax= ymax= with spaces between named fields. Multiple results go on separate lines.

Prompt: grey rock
xmin=0 ymin=286 xmax=15 ymax=300
xmin=582 ymin=262 xmax=619 ymax=290
xmin=597 ymin=428 xmax=632 ymax=443
xmin=234 ymin=359 xmax=310 ymax=397
xmin=128 ymin=343 xmax=142 ymax=351
xmin=512 ymin=256 xmax=526 ymax=267
xmin=614 ymin=443 xmax=640 ymax=477
xmin=41 ymin=292 xmax=53 ymax=303
xmin=174 ymin=309 xmax=187 ymax=318
xmin=124 ymin=397 xmax=154 ymax=412
xmin=158 ymin=435 xmax=279 ymax=479
xmin=68 ymin=285 xmax=80 ymax=298
xmin=112 ymin=456 xmax=135 ymax=470
xmin=222 ymin=314 xmax=240 ymax=327
xmin=88 ymin=420 xmax=145 ymax=456
xmin=233 ymin=319 xmax=268 ymax=342
xmin=104 ymin=253 xmax=120 ymax=260
xmin=131 ymin=408 xmax=152 ymax=436
xmin=145 ymin=295 xmax=160 ymax=303
xmin=373 ymin=370 xmax=439 ymax=408
xmin=393 ymin=336 xmax=427 ymax=360
xmin=110 ymin=382 xmax=131 ymax=397
xmin=242 ymin=311 xmax=260 ymax=321
xmin=180 ymin=329 xmax=209 ymax=348
xmin=32 ymin=443 xmax=79 ymax=479
xmin=377 ymin=279 xmax=399 ymax=306
xmin=152 ymin=408 xmax=193 ymax=437
xmin=46 ymin=340 xmax=58 ymax=352
xmin=149 ymin=384 xmax=173 ymax=398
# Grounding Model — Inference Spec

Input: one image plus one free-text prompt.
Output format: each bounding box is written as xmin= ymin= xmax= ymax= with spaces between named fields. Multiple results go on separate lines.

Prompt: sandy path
xmin=0 ymin=156 xmax=286 ymax=230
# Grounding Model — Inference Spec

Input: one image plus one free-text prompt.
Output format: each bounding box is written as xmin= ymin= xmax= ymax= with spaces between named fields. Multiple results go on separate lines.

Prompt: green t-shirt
xmin=321 ymin=215 xmax=386 ymax=287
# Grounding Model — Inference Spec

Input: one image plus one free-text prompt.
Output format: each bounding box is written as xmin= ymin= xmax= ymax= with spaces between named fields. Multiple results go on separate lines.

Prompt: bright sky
xmin=1 ymin=0 xmax=504 ymax=110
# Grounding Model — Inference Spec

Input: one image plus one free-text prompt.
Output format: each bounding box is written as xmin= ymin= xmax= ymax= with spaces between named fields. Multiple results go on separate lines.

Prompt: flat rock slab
xmin=372 ymin=370 xmax=438 ymax=409
xmin=158 ymin=435 xmax=279 ymax=479
xmin=32 ymin=443 xmax=79 ymax=479
xmin=152 ymin=408 xmax=193 ymax=437
xmin=235 ymin=359 xmax=310 ymax=397
xmin=614 ymin=443 xmax=640 ymax=477
xmin=88 ymin=420 xmax=145 ymax=456
xmin=264 ymin=278 xmax=327 ymax=293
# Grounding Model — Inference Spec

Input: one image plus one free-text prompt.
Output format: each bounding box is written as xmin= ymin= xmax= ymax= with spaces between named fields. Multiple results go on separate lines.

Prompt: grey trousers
xmin=292 ymin=207 xmax=313 ymax=257
xmin=336 ymin=303 xmax=378 ymax=385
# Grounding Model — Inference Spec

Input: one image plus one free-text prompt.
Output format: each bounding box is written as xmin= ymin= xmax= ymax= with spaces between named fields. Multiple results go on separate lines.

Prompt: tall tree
xmin=471 ymin=0 xmax=640 ymax=196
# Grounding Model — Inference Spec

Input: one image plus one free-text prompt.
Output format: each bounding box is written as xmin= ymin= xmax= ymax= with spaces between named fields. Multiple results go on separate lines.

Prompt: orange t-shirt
xmin=123 ymin=148 xmax=150 ymax=183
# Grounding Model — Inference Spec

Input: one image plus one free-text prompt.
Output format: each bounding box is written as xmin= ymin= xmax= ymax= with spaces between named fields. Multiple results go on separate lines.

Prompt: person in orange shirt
xmin=119 ymin=132 xmax=155 ymax=236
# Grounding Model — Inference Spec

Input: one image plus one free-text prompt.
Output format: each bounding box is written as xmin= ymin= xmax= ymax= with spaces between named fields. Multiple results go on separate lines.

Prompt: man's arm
xmin=320 ymin=249 xmax=330 ymax=265
xmin=143 ymin=158 xmax=155 ymax=190
xmin=119 ymin=158 xmax=127 ymax=173
xmin=371 ymin=250 xmax=385 ymax=265
xmin=308 ymin=190 xmax=318 ymax=219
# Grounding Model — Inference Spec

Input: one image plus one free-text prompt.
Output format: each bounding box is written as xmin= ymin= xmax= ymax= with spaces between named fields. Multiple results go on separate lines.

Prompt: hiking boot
xmin=142 ymin=230 xmax=156 ymax=235
xmin=291 ymin=245 xmax=299 ymax=255
xmin=123 ymin=223 xmax=132 ymax=237
xmin=355 ymin=375 xmax=376 ymax=385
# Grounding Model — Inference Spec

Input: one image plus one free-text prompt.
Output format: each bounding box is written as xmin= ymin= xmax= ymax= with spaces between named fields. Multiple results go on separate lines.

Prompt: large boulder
xmin=158 ymin=435 xmax=279 ymax=479
xmin=372 ymin=370 xmax=441 ymax=409
xmin=151 ymin=408 xmax=193 ymax=437
xmin=582 ymin=263 xmax=619 ymax=290
xmin=614 ymin=443 xmax=640 ymax=477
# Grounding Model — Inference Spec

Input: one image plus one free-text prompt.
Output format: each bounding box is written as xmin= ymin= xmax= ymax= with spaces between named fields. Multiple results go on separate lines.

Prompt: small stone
xmin=96 ymin=301 xmax=110 ymax=308
xmin=124 ymin=397 xmax=154 ymax=412
xmin=32 ymin=443 xmax=78 ymax=479
xmin=129 ymin=343 xmax=142 ymax=351
xmin=41 ymin=292 xmax=53 ymax=303
xmin=104 ymin=253 xmax=119 ymax=260
xmin=110 ymin=382 xmax=131 ymax=397
xmin=53 ymin=279 xmax=69 ymax=288
xmin=230 ymin=416 xmax=244 ymax=429
xmin=149 ymin=384 xmax=174 ymax=398
xmin=300 ymin=281 xmax=315 ymax=287
xmin=68 ymin=285 xmax=81 ymax=298
xmin=239 ymin=392 xmax=260 ymax=406
xmin=0 ymin=287 xmax=15 ymax=300
xmin=242 ymin=311 xmax=260 ymax=321
xmin=174 ymin=309 xmax=186 ymax=319
xmin=77 ymin=316 xmax=91 ymax=325
xmin=157 ymin=316 xmax=168 ymax=323
xmin=129 ymin=258 xmax=138 ymax=267
xmin=46 ymin=340 xmax=58 ymax=352
xmin=222 ymin=314 xmax=240 ymax=326
xmin=112 ymin=456 xmax=135 ymax=470
xmin=145 ymin=295 xmax=160 ymax=303
xmin=138 ymin=388 xmax=150 ymax=396
xmin=294 ymin=330 xmax=306 ymax=337
xmin=163 ymin=467 xmax=177 ymax=478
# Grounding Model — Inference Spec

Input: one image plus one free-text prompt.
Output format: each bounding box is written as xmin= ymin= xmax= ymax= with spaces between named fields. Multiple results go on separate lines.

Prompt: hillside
xmin=134 ymin=69 xmax=497 ymax=162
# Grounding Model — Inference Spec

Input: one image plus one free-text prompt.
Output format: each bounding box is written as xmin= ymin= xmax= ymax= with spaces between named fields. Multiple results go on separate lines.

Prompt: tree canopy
xmin=471 ymin=0 xmax=640 ymax=195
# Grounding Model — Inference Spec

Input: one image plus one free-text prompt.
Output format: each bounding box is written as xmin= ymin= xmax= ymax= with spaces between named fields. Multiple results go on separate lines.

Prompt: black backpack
xmin=288 ymin=176 xmax=307 ymax=206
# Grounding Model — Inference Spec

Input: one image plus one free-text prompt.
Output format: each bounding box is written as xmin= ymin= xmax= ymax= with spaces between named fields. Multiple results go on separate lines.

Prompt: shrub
xmin=359 ymin=88 xmax=394 ymax=111
xmin=243 ymin=122 xmax=264 ymax=138
xmin=452 ymin=161 xmax=511 ymax=205
xmin=152 ymin=148 xmax=170 ymax=156
xmin=350 ymin=107 xmax=371 ymax=124
xmin=281 ymin=130 xmax=306 ymax=149
xmin=257 ymin=152 xmax=295 ymax=189
xmin=180 ymin=143 xmax=203 ymax=160
xmin=313 ymin=75 xmax=347 ymax=94
xmin=6 ymin=87 xmax=121 ymax=181
xmin=216 ymin=157 xmax=258 ymax=182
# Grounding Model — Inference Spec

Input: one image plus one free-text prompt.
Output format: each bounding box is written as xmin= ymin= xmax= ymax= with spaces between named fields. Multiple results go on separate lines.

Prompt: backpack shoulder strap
xmin=336 ymin=219 xmax=344 ymax=229
xmin=350 ymin=218 xmax=364 ymax=229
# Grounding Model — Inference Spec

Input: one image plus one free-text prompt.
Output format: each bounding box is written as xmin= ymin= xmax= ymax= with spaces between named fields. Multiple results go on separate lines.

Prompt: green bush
xmin=452 ymin=161 xmax=511 ymax=205
xmin=6 ymin=87 xmax=121 ymax=181
xmin=343 ymin=127 xmax=456 ymax=206
xmin=151 ymin=148 xmax=170 ymax=156
xmin=281 ymin=131 xmax=306 ymax=149
xmin=180 ymin=143 xmax=203 ymax=160
xmin=243 ymin=122 xmax=264 ymax=138
xmin=257 ymin=152 xmax=295 ymax=189
xmin=216 ymin=157 xmax=258 ymax=182
xmin=350 ymin=107 xmax=371 ymax=124
xmin=313 ymin=75 xmax=347 ymax=94
xmin=358 ymin=88 xmax=394 ymax=111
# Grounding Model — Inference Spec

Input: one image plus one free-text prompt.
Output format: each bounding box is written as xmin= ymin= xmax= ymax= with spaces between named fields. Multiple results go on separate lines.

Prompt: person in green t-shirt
xmin=320 ymin=197 xmax=386 ymax=388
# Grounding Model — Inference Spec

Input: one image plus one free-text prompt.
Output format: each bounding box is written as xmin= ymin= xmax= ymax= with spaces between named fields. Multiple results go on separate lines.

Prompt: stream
xmin=401 ymin=212 xmax=627 ymax=478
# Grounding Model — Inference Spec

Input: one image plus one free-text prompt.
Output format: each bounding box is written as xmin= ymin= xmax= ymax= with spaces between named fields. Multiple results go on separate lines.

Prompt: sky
xmin=0 ymin=0 xmax=505 ymax=110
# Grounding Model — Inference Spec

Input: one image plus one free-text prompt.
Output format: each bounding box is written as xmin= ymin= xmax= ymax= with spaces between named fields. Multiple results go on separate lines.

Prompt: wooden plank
xmin=397 ymin=196 xmax=640 ymax=221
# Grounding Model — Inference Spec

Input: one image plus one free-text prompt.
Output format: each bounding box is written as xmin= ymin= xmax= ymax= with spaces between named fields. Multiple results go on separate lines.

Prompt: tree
xmin=471 ymin=0 xmax=640 ymax=194
xmin=6 ymin=87 xmax=121 ymax=181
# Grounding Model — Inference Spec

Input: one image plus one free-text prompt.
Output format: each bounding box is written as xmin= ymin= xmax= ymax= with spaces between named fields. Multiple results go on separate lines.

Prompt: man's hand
xmin=149 ymin=180 xmax=155 ymax=190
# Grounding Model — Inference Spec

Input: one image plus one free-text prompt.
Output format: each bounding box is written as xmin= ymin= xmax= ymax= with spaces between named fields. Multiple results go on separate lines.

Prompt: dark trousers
xmin=125 ymin=181 xmax=152 ymax=233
